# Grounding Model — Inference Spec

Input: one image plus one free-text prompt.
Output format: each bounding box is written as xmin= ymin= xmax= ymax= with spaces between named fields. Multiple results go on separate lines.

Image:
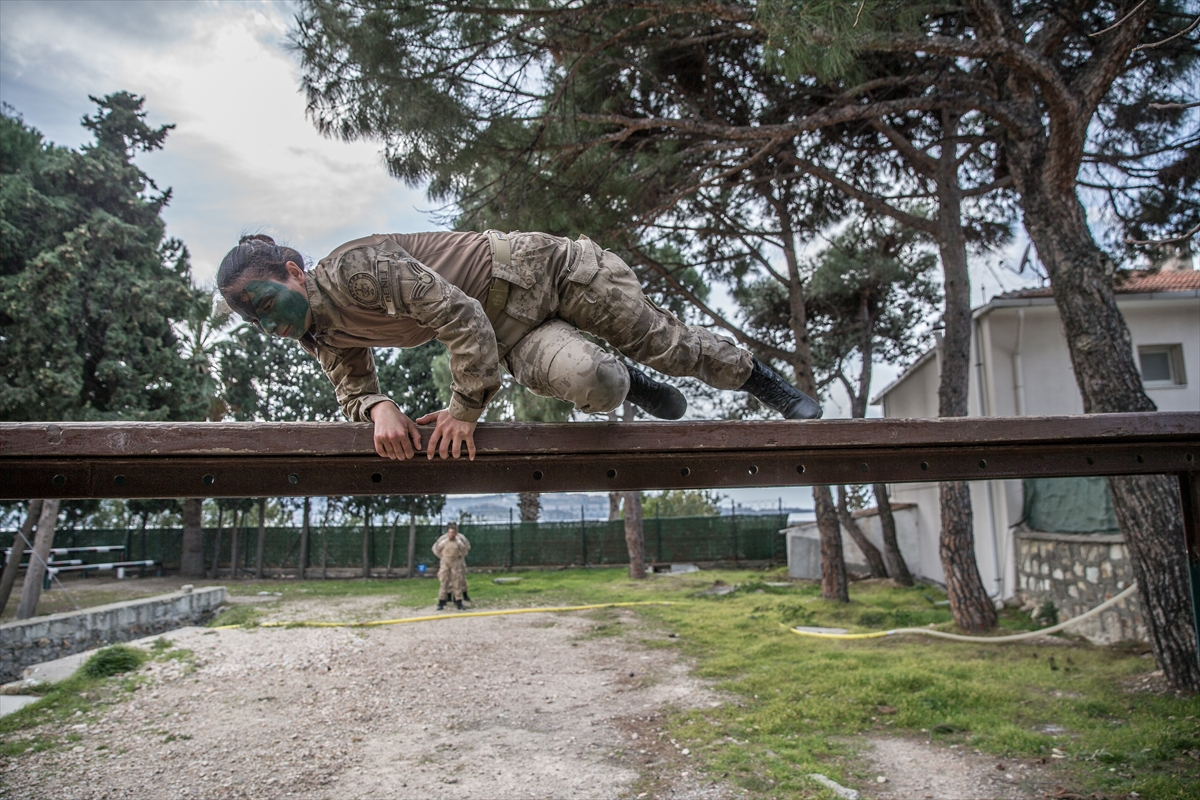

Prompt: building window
xmin=1138 ymin=344 xmax=1187 ymax=387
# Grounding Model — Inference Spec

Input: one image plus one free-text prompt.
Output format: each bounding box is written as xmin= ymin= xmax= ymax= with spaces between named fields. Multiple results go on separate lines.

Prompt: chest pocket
xmin=332 ymin=240 xmax=416 ymax=317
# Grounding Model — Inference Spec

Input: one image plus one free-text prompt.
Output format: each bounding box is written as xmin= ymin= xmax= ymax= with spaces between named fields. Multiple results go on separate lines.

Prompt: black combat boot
xmin=454 ymin=598 xmax=464 ymax=611
xmin=437 ymin=599 xmax=446 ymax=611
xmin=462 ymin=591 xmax=471 ymax=602
xmin=624 ymin=364 xmax=687 ymax=420
xmin=739 ymin=358 xmax=822 ymax=420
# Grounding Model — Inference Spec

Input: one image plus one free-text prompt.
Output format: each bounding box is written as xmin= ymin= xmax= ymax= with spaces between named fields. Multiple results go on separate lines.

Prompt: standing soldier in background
xmin=433 ymin=523 xmax=471 ymax=610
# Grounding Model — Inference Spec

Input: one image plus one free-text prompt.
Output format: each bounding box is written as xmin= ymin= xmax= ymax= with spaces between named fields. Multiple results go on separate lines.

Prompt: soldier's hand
xmin=370 ymin=402 xmax=423 ymax=460
xmin=415 ymin=409 xmax=478 ymax=461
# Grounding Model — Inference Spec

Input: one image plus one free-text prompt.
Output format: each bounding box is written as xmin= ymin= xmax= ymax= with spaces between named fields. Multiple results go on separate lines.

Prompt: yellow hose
xmin=787 ymin=583 xmax=1139 ymax=642
xmin=209 ymin=600 xmax=671 ymax=630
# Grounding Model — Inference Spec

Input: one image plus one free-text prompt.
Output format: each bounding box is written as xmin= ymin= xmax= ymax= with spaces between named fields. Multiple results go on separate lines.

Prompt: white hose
xmin=790 ymin=583 xmax=1140 ymax=642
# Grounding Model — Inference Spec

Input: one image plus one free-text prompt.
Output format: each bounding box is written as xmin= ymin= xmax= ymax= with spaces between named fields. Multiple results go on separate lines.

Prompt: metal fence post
xmin=507 ymin=508 xmax=514 ymax=570
xmin=731 ymin=500 xmax=739 ymax=565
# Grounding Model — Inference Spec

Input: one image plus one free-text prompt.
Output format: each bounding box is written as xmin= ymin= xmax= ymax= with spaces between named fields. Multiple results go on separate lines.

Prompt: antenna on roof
xmin=1001 ymin=243 xmax=1048 ymax=286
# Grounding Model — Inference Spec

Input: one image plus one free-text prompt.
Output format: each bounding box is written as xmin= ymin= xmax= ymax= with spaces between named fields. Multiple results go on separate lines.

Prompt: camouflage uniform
xmin=301 ymin=231 xmax=753 ymax=422
xmin=432 ymin=533 xmax=470 ymax=601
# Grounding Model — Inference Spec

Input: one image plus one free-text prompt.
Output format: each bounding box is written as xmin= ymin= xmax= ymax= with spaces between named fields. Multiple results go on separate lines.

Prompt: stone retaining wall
xmin=0 ymin=587 xmax=225 ymax=682
xmin=1015 ymin=531 xmax=1144 ymax=644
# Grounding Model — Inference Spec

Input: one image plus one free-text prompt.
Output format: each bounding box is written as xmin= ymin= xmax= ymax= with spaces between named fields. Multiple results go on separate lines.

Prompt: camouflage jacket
xmin=299 ymin=234 xmax=499 ymax=423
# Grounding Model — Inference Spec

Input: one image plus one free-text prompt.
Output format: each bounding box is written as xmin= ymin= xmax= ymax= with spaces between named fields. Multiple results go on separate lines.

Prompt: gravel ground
xmin=858 ymin=736 xmax=1050 ymax=799
xmin=1 ymin=601 xmax=740 ymax=800
xmin=1 ymin=591 xmax=1068 ymax=800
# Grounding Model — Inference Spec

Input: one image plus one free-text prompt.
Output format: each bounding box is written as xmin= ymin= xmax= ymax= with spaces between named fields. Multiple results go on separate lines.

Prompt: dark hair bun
xmin=239 ymin=234 xmax=277 ymax=246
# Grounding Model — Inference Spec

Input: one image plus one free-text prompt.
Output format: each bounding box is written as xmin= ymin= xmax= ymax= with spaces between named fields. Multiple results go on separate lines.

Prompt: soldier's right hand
xmin=369 ymin=402 xmax=423 ymax=460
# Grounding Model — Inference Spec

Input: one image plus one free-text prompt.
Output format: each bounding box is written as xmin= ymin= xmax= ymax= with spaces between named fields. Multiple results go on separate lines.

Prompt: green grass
xmin=206 ymin=604 xmax=263 ymax=628
xmin=0 ymin=641 xmax=196 ymax=758
xmin=4 ymin=568 xmax=1197 ymax=798
xmin=81 ymin=645 xmax=145 ymax=678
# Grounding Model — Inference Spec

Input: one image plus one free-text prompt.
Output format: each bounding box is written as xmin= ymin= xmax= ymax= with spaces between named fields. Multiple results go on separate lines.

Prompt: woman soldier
xmin=216 ymin=230 xmax=820 ymax=460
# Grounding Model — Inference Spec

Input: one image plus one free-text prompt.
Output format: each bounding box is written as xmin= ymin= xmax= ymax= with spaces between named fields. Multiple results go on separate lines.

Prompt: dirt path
xmin=2 ymin=592 xmax=1068 ymax=800
xmin=857 ymin=736 xmax=1049 ymax=799
xmin=1 ymin=603 xmax=738 ymax=800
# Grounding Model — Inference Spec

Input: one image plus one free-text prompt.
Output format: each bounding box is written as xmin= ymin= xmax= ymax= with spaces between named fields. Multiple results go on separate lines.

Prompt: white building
xmin=870 ymin=266 xmax=1200 ymax=600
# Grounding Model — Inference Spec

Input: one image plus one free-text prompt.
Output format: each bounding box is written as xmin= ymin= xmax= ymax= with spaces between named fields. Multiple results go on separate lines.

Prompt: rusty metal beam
xmin=1 ymin=413 xmax=1196 ymax=499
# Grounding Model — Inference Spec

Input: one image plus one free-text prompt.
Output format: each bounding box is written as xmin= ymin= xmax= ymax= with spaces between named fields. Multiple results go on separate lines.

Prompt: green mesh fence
xmin=0 ymin=514 xmax=787 ymax=572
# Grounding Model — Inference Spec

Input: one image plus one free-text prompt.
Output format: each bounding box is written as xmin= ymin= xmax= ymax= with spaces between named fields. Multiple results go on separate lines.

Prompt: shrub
xmin=82 ymin=645 xmax=145 ymax=678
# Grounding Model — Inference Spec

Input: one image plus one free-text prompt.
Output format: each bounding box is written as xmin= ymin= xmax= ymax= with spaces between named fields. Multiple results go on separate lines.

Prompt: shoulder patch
xmin=346 ymin=272 xmax=381 ymax=305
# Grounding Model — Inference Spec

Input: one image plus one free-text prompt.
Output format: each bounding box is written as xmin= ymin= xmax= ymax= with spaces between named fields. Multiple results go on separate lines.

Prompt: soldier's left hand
xmin=415 ymin=410 xmax=478 ymax=461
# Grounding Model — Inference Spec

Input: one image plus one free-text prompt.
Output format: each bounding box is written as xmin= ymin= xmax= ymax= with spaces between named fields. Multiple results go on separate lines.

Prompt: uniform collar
xmin=303 ymin=265 xmax=340 ymax=340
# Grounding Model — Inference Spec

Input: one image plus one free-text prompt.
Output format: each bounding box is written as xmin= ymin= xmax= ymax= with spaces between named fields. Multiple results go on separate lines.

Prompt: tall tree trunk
xmin=386 ymin=520 xmax=397 ymax=577
xmin=1015 ymin=151 xmax=1199 ymax=689
xmin=771 ymin=193 xmax=846 ymax=602
xmin=873 ymin=484 xmax=913 ymax=586
xmin=624 ymin=490 xmax=646 ymax=579
xmin=16 ymin=499 xmax=60 ymax=619
xmin=362 ymin=499 xmax=372 ymax=579
xmin=255 ymin=497 xmax=267 ymax=579
xmin=935 ymin=110 xmax=997 ymax=632
xmin=229 ymin=509 xmax=241 ymax=579
xmin=609 ymin=492 xmax=623 ymax=520
xmin=210 ymin=507 xmax=224 ymax=578
xmin=0 ymin=499 xmax=42 ymax=615
xmin=299 ymin=498 xmax=310 ymax=580
xmin=320 ymin=506 xmax=329 ymax=580
xmin=406 ymin=513 xmax=417 ymax=579
xmin=836 ymin=486 xmax=888 ymax=578
xmin=181 ymin=498 xmax=205 ymax=577
xmin=518 ymin=492 xmax=541 ymax=522
xmin=939 ymin=481 xmax=996 ymax=630
xmin=814 ymin=487 xmax=849 ymax=601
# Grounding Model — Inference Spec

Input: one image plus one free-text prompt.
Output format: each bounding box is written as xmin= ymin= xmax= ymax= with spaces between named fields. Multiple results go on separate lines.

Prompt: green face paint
xmin=242 ymin=279 xmax=310 ymax=340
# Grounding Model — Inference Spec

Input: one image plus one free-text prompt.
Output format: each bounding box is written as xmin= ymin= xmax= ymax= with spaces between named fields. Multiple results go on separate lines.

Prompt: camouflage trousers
xmin=438 ymin=560 xmax=468 ymax=601
xmin=491 ymin=232 xmax=753 ymax=413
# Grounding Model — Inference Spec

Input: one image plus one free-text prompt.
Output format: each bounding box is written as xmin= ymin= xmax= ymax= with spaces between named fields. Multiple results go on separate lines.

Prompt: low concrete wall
xmin=1015 ymin=531 xmax=1144 ymax=644
xmin=784 ymin=504 xmax=920 ymax=581
xmin=0 ymin=587 xmax=225 ymax=682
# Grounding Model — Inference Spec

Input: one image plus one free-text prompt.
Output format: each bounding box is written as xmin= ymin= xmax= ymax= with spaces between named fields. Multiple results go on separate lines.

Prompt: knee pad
xmin=577 ymin=357 xmax=629 ymax=413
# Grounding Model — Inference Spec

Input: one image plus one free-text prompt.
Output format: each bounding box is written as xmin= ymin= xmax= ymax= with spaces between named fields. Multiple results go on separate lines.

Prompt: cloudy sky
xmin=1 ymin=0 xmax=1043 ymax=510
xmin=0 ymin=0 xmax=432 ymax=288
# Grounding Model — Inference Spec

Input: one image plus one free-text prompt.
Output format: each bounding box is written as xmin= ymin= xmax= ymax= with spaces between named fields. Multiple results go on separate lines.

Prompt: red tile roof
xmin=998 ymin=269 xmax=1200 ymax=299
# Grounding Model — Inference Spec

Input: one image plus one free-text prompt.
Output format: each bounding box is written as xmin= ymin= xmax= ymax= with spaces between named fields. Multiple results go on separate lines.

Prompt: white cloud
xmin=0 ymin=0 xmax=434 ymax=286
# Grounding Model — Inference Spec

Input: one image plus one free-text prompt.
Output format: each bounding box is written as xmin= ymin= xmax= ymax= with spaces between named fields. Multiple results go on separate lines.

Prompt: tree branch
xmin=627 ymin=245 xmax=795 ymax=363
xmin=778 ymin=153 xmax=938 ymax=234
xmin=1124 ymin=221 xmax=1200 ymax=245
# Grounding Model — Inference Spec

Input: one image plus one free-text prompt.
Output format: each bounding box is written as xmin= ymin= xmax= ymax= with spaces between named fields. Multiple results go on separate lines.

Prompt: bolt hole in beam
xmin=859 ymin=463 xmax=869 ymax=472
xmin=796 ymin=465 xmax=806 ymax=474
xmin=1087 ymin=456 xmax=1095 ymax=465
xmin=371 ymin=473 xmax=383 ymax=483
xmin=533 ymin=470 xmax=543 ymax=481
xmin=748 ymin=465 xmax=759 ymax=475
xmin=114 ymin=475 xmax=126 ymax=486
xmin=203 ymin=475 xmax=215 ymax=486
xmin=979 ymin=459 xmax=988 ymax=469
xmin=1137 ymin=454 xmax=1145 ymax=463
xmin=53 ymin=474 xmax=65 ymax=486
xmin=920 ymin=461 xmax=929 ymax=471
xmin=1187 ymin=453 xmax=1194 ymax=463
xmin=680 ymin=467 xmax=691 ymax=477
xmin=606 ymin=469 xmax=617 ymax=478
xmin=288 ymin=473 xmax=299 ymax=485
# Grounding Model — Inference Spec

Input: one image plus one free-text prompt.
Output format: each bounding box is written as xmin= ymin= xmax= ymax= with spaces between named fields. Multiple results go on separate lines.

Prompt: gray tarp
xmin=1022 ymin=477 xmax=1119 ymax=533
